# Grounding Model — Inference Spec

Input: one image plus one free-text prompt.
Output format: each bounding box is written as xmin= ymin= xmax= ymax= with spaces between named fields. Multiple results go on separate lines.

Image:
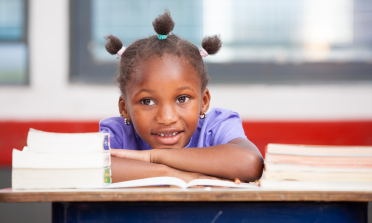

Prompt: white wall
xmin=0 ymin=0 xmax=371 ymax=121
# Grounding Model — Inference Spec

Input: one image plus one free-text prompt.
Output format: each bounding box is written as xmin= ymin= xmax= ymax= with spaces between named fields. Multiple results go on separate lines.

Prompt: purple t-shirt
xmin=99 ymin=108 xmax=247 ymax=150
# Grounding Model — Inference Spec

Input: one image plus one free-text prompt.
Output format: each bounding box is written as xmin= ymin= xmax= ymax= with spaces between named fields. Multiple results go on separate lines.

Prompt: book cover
xmin=265 ymin=153 xmax=372 ymax=166
xmin=27 ymin=128 xmax=110 ymax=153
xmin=12 ymin=147 xmax=111 ymax=169
xmin=266 ymin=144 xmax=372 ymax=156
xmin=12 ymin=167 xmax=112 ymax=190
xmin=263 ymin=171 xmax=372 ymax=182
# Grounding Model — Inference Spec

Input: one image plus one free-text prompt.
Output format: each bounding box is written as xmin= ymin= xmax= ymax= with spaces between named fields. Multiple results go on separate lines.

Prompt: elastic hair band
xmin=117 ymin=46 xmax=126 ymax=57
xmin=200 ymin=48 xmax=209 ymax=57
xmin=157 ymin=34 xmax=168 ymax=40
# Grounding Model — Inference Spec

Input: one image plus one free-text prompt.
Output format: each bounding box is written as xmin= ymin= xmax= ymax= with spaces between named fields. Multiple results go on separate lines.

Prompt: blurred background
xmin=1 ymin=0 xmax=372 ymax=222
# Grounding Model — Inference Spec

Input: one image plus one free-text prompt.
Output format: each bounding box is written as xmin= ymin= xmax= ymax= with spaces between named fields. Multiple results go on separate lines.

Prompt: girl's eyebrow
xmin=135 ymin=86 xmax=194 ymax=97
xmin=134 ymin=89 xmax=154 ymax=96
xmin=178 ymin=86 xmax=194 ymax=91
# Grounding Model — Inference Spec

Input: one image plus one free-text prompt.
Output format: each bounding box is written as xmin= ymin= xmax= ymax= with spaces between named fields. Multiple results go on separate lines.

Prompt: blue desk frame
xmin=1 ymin=189 xmax=370 ymax=223
xmin=52 ymin=201 xmax=367 ymax=223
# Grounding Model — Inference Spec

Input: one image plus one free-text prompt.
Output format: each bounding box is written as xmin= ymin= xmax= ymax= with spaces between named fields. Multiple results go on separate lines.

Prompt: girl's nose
xmin=156 ymin=104 xmax=178 ymax=125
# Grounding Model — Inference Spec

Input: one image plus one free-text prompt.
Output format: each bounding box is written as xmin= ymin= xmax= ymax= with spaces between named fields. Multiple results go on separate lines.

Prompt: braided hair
xmin=105 ymin=10 xmax=222 ymax=95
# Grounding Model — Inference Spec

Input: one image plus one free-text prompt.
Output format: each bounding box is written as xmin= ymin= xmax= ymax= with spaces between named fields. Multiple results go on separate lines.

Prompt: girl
xmin=100 ymin=10 xmax=263 ymax=183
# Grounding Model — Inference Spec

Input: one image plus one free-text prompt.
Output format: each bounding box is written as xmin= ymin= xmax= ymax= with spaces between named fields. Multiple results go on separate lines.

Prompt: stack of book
xmin=12 ymin=129 xmax=111 ymax=190
xmin=260 ymin=143 xmax=372 ymax=191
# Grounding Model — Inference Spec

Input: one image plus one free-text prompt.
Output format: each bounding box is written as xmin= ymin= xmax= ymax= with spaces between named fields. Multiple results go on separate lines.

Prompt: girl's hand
xmin=110 ymin=149 xmax=152 ymax=163
xmin=170 ymin=168 xmax=220 ymax=183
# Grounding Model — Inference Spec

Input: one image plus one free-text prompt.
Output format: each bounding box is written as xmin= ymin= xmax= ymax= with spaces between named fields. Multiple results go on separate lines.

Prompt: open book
xmin=100 ymin=177 xmax=258 ymax=189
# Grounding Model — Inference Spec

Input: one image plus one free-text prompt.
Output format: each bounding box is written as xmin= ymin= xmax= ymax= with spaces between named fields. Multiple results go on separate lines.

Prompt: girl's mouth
xmin=153 ymin=131 xmax=183 ymax=145
xmin=157 ymin=132 xmax=179 ymax=137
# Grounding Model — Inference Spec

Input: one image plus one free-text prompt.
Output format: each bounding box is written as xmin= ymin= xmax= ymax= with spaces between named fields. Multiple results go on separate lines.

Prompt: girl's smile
xmin=152 ymin=129 xmax=184 ymax=145
xmin=119 ymin=54 xmax=210 ymax=149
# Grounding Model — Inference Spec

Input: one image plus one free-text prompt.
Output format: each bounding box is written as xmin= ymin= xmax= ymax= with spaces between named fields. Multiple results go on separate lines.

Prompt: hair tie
xmin=157 ymin=34 xmax=168 ymax=40
xmin=117 ymin=46 xmax=126 ymax=57
xmin=200 ymin=48 xmax=209 ymax=57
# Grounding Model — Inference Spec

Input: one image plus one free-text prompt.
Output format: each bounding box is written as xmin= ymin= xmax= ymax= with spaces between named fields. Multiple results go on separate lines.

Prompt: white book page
xmin=80 ymin=177 xmax=259 ymax=189
xmin=105 ymin=177 xmax=188 ymax=189
xmin=267 ymin=144 xmax=372 ymax=156
xmin=12 ymin=147 xmax=111 ymax=169
xmin=187 ymin=179 xmax=258 ymax=189
xmin=27 ymin=129 xmax=108 ymax=153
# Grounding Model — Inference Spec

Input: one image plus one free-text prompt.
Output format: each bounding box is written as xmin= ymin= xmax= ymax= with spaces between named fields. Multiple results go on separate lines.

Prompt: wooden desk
xmin=1 ymin=188 xmax=370 ymax=223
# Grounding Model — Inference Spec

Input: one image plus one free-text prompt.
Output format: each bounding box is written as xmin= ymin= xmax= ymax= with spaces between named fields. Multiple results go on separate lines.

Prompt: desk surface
xmin=1 ymin=188 xmax=372 ymax=202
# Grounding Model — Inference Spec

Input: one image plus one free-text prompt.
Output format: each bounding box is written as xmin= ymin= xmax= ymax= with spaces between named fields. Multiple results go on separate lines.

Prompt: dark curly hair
xmin=105 ymin=10 xmax=222 ymax=95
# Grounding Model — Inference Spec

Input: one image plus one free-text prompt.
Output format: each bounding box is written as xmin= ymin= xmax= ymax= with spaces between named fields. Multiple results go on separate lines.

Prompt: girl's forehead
xmin=132 ymin=55 xmax=201 ymax=89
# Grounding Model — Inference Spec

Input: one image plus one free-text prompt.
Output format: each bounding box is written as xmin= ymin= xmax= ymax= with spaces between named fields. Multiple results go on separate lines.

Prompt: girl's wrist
xmin=158 ymin=163 xmax=179 ymax=178
xmin=150 ymin=148 xmax=163 ymax=164
xmin=167 ymin=165 xmax=182 ymax=178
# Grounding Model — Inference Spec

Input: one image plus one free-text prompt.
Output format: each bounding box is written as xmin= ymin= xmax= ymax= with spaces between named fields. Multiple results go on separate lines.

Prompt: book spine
xmin=103 ymin=134 xmax=110 ymax=151
xmin=104 ymin=167 xmax=111 ymax=184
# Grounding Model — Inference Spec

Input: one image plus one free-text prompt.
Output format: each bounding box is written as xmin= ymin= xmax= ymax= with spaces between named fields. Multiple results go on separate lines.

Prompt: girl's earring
xmin=199 ymin=112 xmax=207 ymax=119
xmin=124 ymin=117 xmax=131 ymax=125
xmin=121 ymin=113 xmax=131 ymax=125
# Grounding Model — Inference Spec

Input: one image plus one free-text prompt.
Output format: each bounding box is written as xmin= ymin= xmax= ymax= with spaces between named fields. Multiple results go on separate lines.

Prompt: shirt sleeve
xmin=202 ymin=108 xmax=248 ymax=147
xmin=99 ymin=117 xmax=125 ymax=149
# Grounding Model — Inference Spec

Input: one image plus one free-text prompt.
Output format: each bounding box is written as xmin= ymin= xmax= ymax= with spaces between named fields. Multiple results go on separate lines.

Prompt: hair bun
xmin=201 ymin=35 xmax=222 ymax=55
xmin=104 ymin=35 xmax=123 ymax=55
xmin=152 ymin=9 xmax=175 ymax=35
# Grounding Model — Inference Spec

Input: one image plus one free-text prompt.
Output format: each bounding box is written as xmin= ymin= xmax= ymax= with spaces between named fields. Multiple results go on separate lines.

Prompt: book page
xmin=27 ymin=128 xmax=109 ymax=153
xmin=12 ymin=148 xmax=111 ymax=169
xmin=267 ymin=144 xmax=372 ymax=156
xmin=105 ymin=177 xmax=188 ymax=189
xmin=187 ymin=179 xmax=258 ymax=189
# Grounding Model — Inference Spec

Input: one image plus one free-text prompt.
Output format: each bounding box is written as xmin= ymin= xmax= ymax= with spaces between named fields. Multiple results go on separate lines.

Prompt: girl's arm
xmin=111 ymin=138 xmax=264 ymax=182
xmin=110 ymin=156 xmax=221 ymax=183
xmin=153 ymin=138 xmax=263 ymax=182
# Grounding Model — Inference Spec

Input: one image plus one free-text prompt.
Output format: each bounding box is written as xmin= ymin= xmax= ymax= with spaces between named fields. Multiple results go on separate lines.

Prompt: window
xmin=70 ymin=0 xmax=202 ymax=84
xmin=0 ymin=0 xmax=28 ymax=85
xmin=70 ymin=0 xmax=372 ymax=84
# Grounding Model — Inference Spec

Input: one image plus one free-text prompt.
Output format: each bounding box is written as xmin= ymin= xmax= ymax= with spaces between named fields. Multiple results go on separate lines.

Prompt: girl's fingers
xmin=110 ymin=149 xmax=127 ymax=158
xmin=110 ymin=149 xmax=151 ymax=162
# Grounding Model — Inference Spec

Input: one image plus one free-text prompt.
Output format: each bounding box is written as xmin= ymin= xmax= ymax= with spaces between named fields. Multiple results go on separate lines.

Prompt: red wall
xmin=242 ymin=121 xmax=372 ymax=153
xmin=1 ymin=121 xmax=372 ymax=167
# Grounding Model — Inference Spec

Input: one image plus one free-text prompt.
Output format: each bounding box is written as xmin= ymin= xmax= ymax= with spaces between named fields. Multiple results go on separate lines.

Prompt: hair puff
xmin=105 ymin=35 xmax=123 ymax=55
xmin=152 ymin=9 xmax=175 ymax=35
xmin=104 ymin=10 xmax=223 ymax=95
xmin=201 ymin=35 xmax=222 ymax=55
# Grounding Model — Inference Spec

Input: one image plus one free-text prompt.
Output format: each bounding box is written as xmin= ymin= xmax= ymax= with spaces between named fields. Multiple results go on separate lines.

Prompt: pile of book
xmin=260 ymin=143 xmax=372 ymax=191
xmin=12 ymin=129 xmax=111 ymax=190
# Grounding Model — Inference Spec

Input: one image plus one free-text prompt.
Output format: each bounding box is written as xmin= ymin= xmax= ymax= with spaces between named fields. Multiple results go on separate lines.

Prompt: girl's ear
xmin=201 ymin=88 xmax=211 ymax=114
xmin=118 ymin=95 xmax=129 ymax=117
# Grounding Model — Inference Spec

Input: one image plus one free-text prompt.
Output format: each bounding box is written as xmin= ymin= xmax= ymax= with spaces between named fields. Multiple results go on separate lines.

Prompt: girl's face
xmin=119 ymin=55 xmax=210 ymax=149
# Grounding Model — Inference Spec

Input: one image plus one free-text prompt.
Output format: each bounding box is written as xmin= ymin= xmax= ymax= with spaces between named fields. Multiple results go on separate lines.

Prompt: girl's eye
xmin=141 ymin=99 xmax=155 ymax=105
xmin=177 ymin=96 xmax=190 ymax=103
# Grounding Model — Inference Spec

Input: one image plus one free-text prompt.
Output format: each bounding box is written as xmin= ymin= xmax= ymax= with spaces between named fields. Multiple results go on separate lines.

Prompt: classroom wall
xmin=1 ymin=0 xmax=372 ymax=166
xmin=0 ymin=1 xmax=371 ymax=223
xmin=1 ymin=120 xmax=372 ymax=166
